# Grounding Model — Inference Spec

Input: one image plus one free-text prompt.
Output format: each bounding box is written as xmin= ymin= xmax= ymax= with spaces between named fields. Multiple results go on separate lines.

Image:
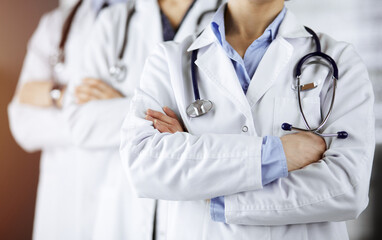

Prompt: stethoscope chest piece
xmin=109 ymin=62 xmax=127 ymax=82
xmin=186 ymin=99 xmax=213 ymax=118
xmin=50 ymin=51 xmax=65 ymax=74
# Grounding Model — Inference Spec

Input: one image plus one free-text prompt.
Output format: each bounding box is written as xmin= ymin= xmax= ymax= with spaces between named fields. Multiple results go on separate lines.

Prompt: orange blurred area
xmin=0 ymin=0 xmax=57 ymax=239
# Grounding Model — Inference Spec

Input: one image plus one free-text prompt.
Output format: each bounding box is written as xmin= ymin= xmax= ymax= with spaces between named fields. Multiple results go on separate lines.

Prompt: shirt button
xmin=242 ymin=126 xmax=248 ymax=133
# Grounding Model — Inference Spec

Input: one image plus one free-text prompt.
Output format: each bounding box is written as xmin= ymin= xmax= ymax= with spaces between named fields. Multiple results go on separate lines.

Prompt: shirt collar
xmin=211 ymin=4 xmax=287 ymax=47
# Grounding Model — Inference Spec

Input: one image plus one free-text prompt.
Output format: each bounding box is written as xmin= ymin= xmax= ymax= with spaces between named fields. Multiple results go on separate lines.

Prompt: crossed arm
xmin=121 ymin=43 xmax=374 ymax=226
xmin=146 ymin=107 xmax=326 ymax=172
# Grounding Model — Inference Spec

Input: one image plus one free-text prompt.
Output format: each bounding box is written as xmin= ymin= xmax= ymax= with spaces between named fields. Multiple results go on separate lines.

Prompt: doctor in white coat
xmin=7 ymin=0 xmax=122 ymax=239
xmin=120 ymin=0 xmax=375 ymax=239
xmin=64 ymin=0 xmax=223 ymax=239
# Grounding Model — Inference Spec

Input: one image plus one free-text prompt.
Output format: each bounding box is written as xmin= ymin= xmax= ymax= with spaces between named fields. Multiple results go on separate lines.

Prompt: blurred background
xmin=0 ymin=0 xmax=57 ymax=240
xmin=0 ymin=0 xmax=380 ymax=239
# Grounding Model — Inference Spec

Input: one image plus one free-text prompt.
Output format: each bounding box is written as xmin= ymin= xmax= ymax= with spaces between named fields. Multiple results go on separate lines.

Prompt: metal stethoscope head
xmin=187 ymin=99 xmax=213 ymax=118
xmin=186 ymin=49 xmax=214 ymax=118
xmin=109 ymin=61 xmax=127 ymax=83
xmin=281 ymin=27 xmax=348 ymax=139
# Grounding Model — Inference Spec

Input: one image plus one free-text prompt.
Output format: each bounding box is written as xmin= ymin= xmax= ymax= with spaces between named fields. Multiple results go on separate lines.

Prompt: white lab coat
xmin=7 ymin=1 xmax=96 ymax=239
xmin=120 ymin=9 xmax=375 ymax=240
xmin=64 ymin=0 xmax=223 ymax=239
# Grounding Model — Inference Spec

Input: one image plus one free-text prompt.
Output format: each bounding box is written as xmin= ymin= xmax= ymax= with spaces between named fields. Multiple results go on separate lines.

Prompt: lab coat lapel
xmin=246 ymin=11 xmax=310 ymax=107
xmin=194 ymin=39 xmax=253 ymax=119
xmin=245 ymin=38 xmax=293 ymax=107
xmin=137 ymin=0 xmax=162 ymax=46
xmin=174 ymin=0 xmax=218 ymax=41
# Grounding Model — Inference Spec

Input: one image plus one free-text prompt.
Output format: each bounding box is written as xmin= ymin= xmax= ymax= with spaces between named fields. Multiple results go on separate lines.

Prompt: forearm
xmin=224 ymin=148 xmax=373 ymax=225
xmin=120 ymin=90 xmax=263 ymax=201
xmin=65 ymin=97 xmax=131 ymax=149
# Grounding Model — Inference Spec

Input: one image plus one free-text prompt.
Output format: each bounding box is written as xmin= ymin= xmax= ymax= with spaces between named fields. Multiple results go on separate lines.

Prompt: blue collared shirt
xmin=161 ymin=0 xmax=197 ymax=41
xmin=210 ymin=4 xmax=288 ymax=223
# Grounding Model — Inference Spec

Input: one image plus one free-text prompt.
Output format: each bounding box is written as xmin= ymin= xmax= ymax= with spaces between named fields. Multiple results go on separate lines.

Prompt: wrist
xmin=50 ymin=83 xmax=65 ymax=108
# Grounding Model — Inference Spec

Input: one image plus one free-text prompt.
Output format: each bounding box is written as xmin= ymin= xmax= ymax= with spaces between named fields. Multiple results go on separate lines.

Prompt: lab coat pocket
xmin=273 ymin=97 xmax=321 ymax=137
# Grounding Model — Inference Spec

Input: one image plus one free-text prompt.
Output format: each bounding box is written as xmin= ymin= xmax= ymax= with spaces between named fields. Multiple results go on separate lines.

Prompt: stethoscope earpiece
xmin=281 ymin=123 xmax=348 ymax=139
xmin=281 ymin=123 xmax=293 ymax=131
xmin=337 ymin=131 xmax=348 ymax=139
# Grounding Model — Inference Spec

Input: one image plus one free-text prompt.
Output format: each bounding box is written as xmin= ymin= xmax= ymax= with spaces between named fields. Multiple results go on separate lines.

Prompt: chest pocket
xmin=273 ymin=96 xmax=321 ymax=137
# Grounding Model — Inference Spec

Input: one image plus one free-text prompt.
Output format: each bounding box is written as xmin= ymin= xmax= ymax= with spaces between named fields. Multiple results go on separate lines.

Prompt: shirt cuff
xmin=261 ymin=136 xmax=288 ymax=186
xmin=210 ymin=196 xmax=226 ymax=222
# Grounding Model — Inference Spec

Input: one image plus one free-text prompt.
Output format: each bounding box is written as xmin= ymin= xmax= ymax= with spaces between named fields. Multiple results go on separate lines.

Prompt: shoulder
xmin=316 ymin=33 xmax=371 ymax=100
xmin=26 ymin=8 xmax=64 ymax=50
xmin=315 ymin=32 xmax=362 ymax=62
xmin=97 ymin=2 xmax=130 ymax=26
xmin=87 ymin=3 xmax=130 ymax=45
xmin=35 ymin=8 xmax=65 ymax=35
xmin=140 ymin=36 xmax=195 ymax=89
xmin=155 ymin=35 xmax=196 ymax=63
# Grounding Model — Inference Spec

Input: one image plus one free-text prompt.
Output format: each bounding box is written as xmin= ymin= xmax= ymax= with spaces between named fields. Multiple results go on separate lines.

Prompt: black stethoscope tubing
xmin=51 ymin=0 xmax=83 ymax=69
xmin=189 ymin=26 xmax=348 ymax=139
xmin=111 ymin=0 xmax=224 ymax=82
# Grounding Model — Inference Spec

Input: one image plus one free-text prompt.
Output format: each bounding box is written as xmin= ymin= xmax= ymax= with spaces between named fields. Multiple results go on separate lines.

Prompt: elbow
xmin=14 ymin=138 xmax=39 ymax=153
xmin=334 ymin=182 xmax=370 ymax=221
xmin=10 ymin=128 xmax=40 ymax=153
xmin=347 ymin=188 xmax=369 ymax=220
xmin=9 ymin=119 xmax=39 ymax=153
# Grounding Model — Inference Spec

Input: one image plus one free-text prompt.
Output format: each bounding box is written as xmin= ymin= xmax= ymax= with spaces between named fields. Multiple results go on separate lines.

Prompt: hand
xmin=281 ymin=132 xmax=327 ymax=172
xmin=75 ymin=78 xmax=123 ymax=104
xmin=145 ymin=107 xmax=185 ymax=133
xmin=18 ymin=81 xmax=66 ymax=107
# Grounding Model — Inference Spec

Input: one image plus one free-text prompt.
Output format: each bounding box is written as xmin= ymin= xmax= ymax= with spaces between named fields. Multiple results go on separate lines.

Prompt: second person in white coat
xmin=64 ymin=0 xmax=224 ymax=239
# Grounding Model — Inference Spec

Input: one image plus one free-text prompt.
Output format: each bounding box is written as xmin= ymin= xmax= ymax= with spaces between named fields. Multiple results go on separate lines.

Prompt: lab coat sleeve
xmin=64 ymin=7 xmax=130 ymax=149
xmin=120 ymin=45 xmax=264 ymax=201
xmin=8 ymin=11 xmax=71 ymax=152
xmin=223 ymin=44 xmax=375 ymax=225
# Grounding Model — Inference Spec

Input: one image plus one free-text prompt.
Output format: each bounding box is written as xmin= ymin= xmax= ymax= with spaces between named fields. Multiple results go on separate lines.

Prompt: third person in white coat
xmin=64 ymin=0 xmax=224 ymax=239
xmin=120 ymin=0 xmax=375 ymax=239
xmin=7 ymin=0 xmax=123 ymax=239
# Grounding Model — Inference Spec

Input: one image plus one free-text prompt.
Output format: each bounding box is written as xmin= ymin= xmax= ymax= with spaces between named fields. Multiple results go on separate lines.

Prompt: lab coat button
xmin=242 ymin=126 xmax=248 ymax=132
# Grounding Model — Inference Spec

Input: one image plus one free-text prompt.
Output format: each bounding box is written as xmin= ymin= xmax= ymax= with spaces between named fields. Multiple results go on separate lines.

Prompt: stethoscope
xmin=187 ymin=26 xmax=348 ymax=139
xmin=109 ymin=0 xmax=223 ymax=83
xmin=49 ymin=0 xmax=84 ymax=79
xmin=109 ymin=3 xmax=136 ymax=82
